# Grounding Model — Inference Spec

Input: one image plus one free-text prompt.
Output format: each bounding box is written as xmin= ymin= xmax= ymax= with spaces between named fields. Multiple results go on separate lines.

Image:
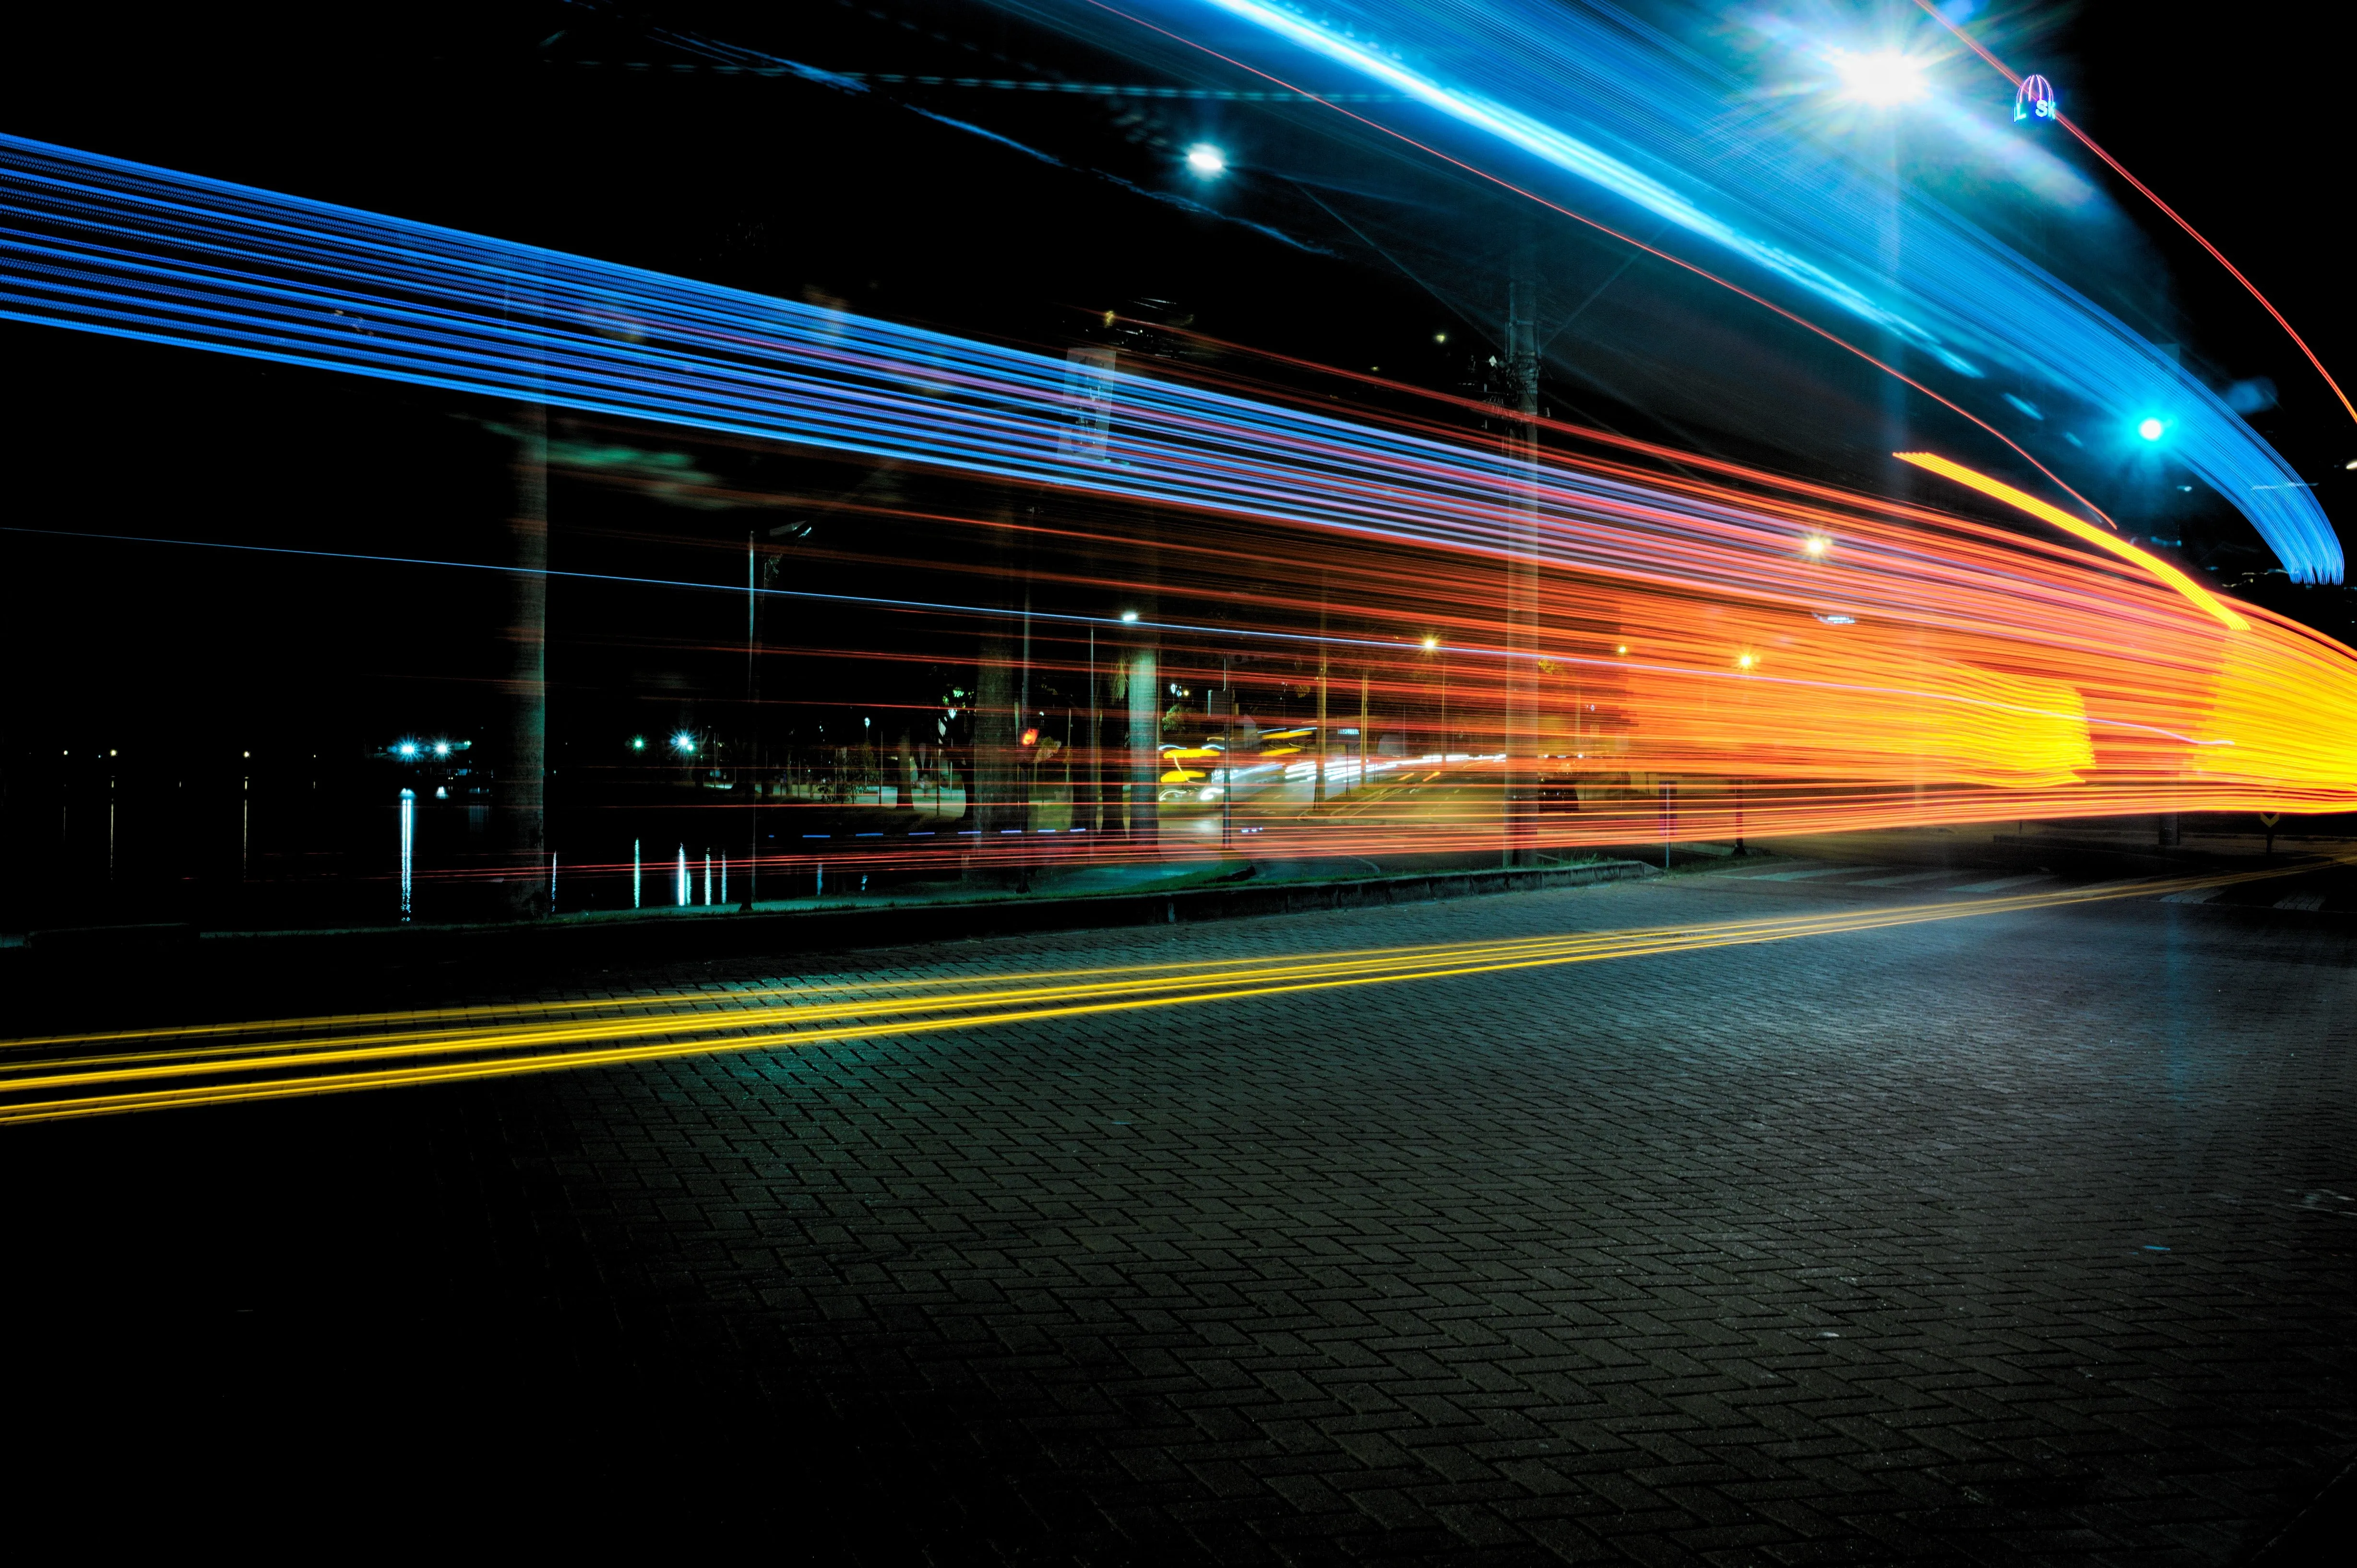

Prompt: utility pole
xmin=970 ymin=503 xmax=1021 ymax=886
xmin=1087 ymin=623 xmax=1101 ymax=844
xmin=1439 ymin=655 xmax=1451 ymax=759
xmin=1504 ymin=232 xmax=1542 ymax=867
xmin=1314 ymin=579 xmax=1330 ymax=809
xmin=742 ymin=529 xmax=757 ymax=911
xmin=1220 ymin=653 xmax=1234 ymax=852
xmin=500 ymin=398 xmax=548 ymax=918
xmin=1359 ymin=670 xmax=1370 ymax=792
xmin=1127 ymin=634 xmax=1157 ymax=850
xmin=1020 ymin=578 xmax=1034 ymax=840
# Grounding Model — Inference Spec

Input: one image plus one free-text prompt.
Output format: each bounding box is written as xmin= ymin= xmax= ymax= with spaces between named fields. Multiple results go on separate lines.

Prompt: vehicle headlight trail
xmin=1062 ymin=0 xmax=2336 ymax=581
xmin=9 ymin=131 xmax=2357 ymax=879
xmin=0 ymin=860 xmax=2323 ymax=1126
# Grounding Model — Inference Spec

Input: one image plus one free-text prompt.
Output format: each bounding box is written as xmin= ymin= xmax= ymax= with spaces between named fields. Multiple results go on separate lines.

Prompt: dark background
xmin=3 ymin=1 xmax=2350 ymax=927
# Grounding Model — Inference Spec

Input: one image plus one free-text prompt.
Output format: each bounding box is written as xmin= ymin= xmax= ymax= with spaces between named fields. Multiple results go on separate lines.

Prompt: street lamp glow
xmin=630 ymin=735 xmax=647 ymax=751
xmin=1119 ymin=609 xmax=1139 ymax=623
xmin=671 ymin=730 xmax=697 ymax=756
xmin=1832 ymin=49 xmax=1927 ymax=107
xmin=432 ymin=739 xmax=451 ymax=757
xmin=1184 ymin=143 xmax=1227 ymax=178
xmin=1421 ymin=636 xmax=1440 ymax=651
xmin=395 ymin=740 xmax=418 ymax=759
xmin=1801 ymin=534 xmax=1831 ymax=558
xmin=2137 ymin=416 xmax=2167 ymax=442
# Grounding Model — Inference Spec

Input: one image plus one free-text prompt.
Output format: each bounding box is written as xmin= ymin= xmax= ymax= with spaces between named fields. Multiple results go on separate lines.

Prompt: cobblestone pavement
xmin=9 ymin=862 xmax=2355 ymax=1562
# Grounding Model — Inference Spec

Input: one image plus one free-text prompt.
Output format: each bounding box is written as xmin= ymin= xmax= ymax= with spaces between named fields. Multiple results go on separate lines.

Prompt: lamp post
xmin=745 ymin=519 xmax=813 ymax=912
xmin=399 ymin=787 xmax=415 ymax=921
xmin=1220 ymin=653 xmax=1234 ymax=853
xmin=1421 ymin=637 xmax=1447 ymax=760
xmin=746 ymin=528 xmax=757 ymax=911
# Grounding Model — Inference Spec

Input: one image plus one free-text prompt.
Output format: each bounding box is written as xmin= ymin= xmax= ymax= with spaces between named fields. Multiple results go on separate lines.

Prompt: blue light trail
xmin=0 ymin=525 xmax=2238 ymax=750
xmin=1040 ymin=0 xmax=2336 ymax=581
xmin=0 ymin=130 xmax=2291 ymax=641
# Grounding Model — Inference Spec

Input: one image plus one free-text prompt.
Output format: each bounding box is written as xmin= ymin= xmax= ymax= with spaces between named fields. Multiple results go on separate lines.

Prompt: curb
xmin=2 ymin=859 xmax=1658 ymax=1006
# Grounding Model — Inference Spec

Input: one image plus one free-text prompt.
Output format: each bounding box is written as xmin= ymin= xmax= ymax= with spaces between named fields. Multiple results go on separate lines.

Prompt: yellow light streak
xmin=1893 ymin=450 xmax=2251 ymax=630
xmin=0 ymin=858 xmax=2321 ymax=1126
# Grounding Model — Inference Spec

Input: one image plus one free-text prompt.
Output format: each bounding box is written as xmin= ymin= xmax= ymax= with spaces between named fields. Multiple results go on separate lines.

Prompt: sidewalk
xmin=0 ymin=852 xmax=1669 ymax=1033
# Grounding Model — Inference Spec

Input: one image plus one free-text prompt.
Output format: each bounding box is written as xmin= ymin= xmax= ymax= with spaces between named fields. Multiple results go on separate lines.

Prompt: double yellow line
xmin=0 ymin=860 xmax=2317 ymax=1125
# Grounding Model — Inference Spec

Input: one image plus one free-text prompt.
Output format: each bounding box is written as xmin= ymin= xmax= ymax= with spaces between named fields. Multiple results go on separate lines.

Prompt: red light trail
xmin=1914 ymin=0 xmax=2357 ymax=433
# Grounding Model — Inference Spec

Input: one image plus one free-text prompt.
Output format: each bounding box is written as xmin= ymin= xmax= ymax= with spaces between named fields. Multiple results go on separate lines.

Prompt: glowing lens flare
xmin=1184 ymin=143 xmax=1227 ymax=176
xmin=1123 ymin=4 xmax=2336 ymax=579
xmin=1832 ymin=50 xmax=1928 ymax=106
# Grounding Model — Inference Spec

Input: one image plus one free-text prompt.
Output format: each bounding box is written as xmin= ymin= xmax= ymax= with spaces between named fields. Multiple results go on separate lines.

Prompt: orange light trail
xmin=1893 ymin=451 xmax=2250 ymax=631
xmin=12 ymin=123 xmax=2355 ymax=917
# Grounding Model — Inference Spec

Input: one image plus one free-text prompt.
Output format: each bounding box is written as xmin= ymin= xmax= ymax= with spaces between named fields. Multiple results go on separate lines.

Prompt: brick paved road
xmin=8 ymin=863 xmax=2354 ymax=1561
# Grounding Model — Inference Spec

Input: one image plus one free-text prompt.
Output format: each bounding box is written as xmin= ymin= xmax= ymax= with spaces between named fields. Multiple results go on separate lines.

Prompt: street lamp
xmin=1185 ymin=143 xmax=1227 ymax=178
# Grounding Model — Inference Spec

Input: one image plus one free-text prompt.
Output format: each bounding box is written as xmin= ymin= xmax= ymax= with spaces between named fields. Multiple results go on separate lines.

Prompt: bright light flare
xmin=1831 ymin=49 xmax=1928 ymax=107
xmin=2137 ymin=417 xmax=2167 ymax=442
xmin=670 ymin=730 xmax=698 ymax=755
xmin=1184 ymin=143 xmax=1227 ymax=177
